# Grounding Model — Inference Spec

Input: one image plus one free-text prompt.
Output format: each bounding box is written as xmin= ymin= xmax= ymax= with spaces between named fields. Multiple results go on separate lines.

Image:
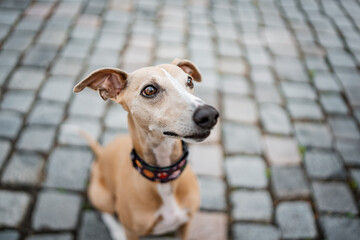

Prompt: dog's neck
xmin=128 ymin=115 xmax=183 ymax=166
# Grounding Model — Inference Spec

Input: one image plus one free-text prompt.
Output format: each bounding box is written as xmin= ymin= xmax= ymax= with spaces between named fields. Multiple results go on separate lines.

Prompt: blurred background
xmin=0 ymin=0 xmax=360 ymax=239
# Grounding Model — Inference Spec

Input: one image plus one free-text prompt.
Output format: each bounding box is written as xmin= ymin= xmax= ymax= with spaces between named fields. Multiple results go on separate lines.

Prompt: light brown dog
xmin=73 ymin=59 xmax=219 ymax=240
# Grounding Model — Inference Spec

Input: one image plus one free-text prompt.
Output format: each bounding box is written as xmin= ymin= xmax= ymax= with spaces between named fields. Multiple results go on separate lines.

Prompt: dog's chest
xmin=151 ymin=183 xmax=189 ymax=235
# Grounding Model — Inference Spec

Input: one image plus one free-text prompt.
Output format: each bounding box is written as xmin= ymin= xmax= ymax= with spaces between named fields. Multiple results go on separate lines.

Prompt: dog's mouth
xmin=163 ymin=131 xmax=210 ymax=142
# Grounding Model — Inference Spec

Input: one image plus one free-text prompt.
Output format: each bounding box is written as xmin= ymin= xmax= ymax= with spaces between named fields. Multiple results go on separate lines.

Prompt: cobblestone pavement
xmin=1 ymin=0 xmax=360 ymax=239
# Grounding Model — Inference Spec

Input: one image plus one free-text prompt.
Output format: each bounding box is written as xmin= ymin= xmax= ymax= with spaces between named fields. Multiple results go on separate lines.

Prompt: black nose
xmin=193 ymin=105 xmax=219 ymax=129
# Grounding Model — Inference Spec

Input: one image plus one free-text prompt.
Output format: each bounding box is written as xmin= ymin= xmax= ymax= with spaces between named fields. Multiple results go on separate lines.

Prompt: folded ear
xmin=171 ymin=58 xmax=202 ymax=82
xmin=73 ymin=68 xmax=128 ymax=101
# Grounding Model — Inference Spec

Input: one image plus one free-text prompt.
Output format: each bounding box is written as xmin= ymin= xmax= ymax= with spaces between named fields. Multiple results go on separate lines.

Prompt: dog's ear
xmin=171 ymin=58 xmax=202 ymax=82
xmin=73 ymin=68 xmax=128 ymax=101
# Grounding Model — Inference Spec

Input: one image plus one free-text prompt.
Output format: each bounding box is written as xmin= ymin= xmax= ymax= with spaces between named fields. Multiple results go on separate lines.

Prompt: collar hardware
xmin=131 ymin=141 xmax=188 ymax=183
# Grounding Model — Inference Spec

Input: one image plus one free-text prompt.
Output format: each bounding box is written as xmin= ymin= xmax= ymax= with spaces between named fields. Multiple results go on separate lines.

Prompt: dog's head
xmin=73 ymin=59 xmax=219 ymax=142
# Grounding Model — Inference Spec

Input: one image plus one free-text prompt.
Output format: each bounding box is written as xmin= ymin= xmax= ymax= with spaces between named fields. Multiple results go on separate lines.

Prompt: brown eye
xmin=141 ymin=85 xmax=157 ymax=97
xmin=187 ymin=76 xmax=194 ymax=89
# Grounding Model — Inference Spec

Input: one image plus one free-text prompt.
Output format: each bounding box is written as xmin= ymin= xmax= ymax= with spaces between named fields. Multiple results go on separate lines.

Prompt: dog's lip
xmin=163 ymin=131 xmax=210 ymax=141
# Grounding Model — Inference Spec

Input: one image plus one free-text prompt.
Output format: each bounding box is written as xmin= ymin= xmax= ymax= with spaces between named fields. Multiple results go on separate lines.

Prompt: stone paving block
xmin=287 ymin=100 xmax=323 ymax=120
xmin=0 ymin=66 xmax=12 ymax=86
xmin=104 ymin=103 xmax=128 ymax=130
xmin=0 ymin=51 xmax=13 ymax=70
xmin=0 ymin=230 xmax=20 ymax=240
xmin=0 ymin=140 xmax=11 ymax=168
xmin=78 ymin=211 xmax=111 ymax=240
xmin=294 ymin=122 xmax=332 ymax=148
xmin=39 ymin=76 xmax=74 ymax=103
xmin=17 ymin=126 xmax=56 ymax=153
xmin=0 ymin=9 xmax=21 ymax=25
xmin=89 ymin=48 xmax=119 ymax=67
xmin=223 ymin=96 xmax=257 ymax=123
xmin=8 ymin=67 xmax=46 ymax=90
xmin=189 ymin=144 xmax=223 ymax=177
xmin=350 ymin=169 xmax=360 ymax=193
xmin=327 ymin=49 xmax=357 ymax=68
xmin=232 ymin=224 xmax=280 ymax=240
xmin=320 ymin=216 xmax=360 ymax=240
xmin=328 ymin=117 xmax=360 ymax=140
xmin=218 ymin=58 xmax=247 ymax=75
xmin=26 ymin=233 xmax=73 ymax=240
xmin=304 ymin=149 xmax=346 ymax=180
xmin=59 ymin=117 xmax=101 ymax=147
xmin=44 ymin=147 xmax=92 ymax=191
xmin=0 ymin=190 xmax=31 ymax=227
xmin=313 ymin=71 xmax=341 ymax=92
xmin=335 ymin=139 xmax=360 ymax=166
xmin=32 ymin=190 xmax=82 ymax=230
xmin=0 ymin=111 xmax=22 ymax=139
xmin=223 ymin=122 xmax=262 ymax=155
xmin=69 ymin=90 xmax=107 ymax=118
xmin=305 ymin=56 xmax=329 ymax=72
xmin=22 ymin=45 xmax=57 ymax=68
xmin=320 ymin=93 xmax=349 ymax=115
xmin=259 ymin=104 xmax=292 ymax=135
xmin=37 ymin=29 xmax=67 ymax=46
xmin=221 ymin=75 xmax=250 ymax=96
xmin=271 ymin=166 xmax=310 ymax=200
xmin=263 ymin=135 xmax=301 ymax=166
xmin=2 ymin=152 xmax=45 ymax=186
xmin=246 ymin=47 xmax=271 ymax=66
xmin=225 ymin=155 xmax=267 ymax=189
xmin=219 ymin=40 xmax=242 ymax=58
xmin=61 ymin=39 xmax=92 ymax=59
xmin=231 ymin=190 xmax=272 ymax=222
xmin=188 ymin=211 xmax=227 ymax=240
xmin=198 ymin=176 xmax=226 ymax=211
xmin=51 ymin=58 xmax=83 ymax=77
xmin=312 ymin=182 xmax=358 ymax=214
xmin=281 ymin=82 xmax=317 ymax=100
xmin=15 ymin=17 xmax=43 ymax=32
xmin=25 ymin=2 xmax=54 ymax=19
xmin=156 ymin=44 xmax=186 ymax=60
xmin=254 ymin=83 xmax=282 ymax=104
xmin=3 ymin=31 xmax=35 ymax=52
xmin=96 ymin=32 xmax=126 ymax=50
xmin=251 ymin=66 xmax=275 ymax=83
xmin=275 ymin=57 xmax=308 ymax=82
xmin=27 ymin=101 xmax=65 ymax=125
xmin=1 ymin=90 xmax=36 ymax=113
xmin=276 ymin=201 xmax=317 ymax=239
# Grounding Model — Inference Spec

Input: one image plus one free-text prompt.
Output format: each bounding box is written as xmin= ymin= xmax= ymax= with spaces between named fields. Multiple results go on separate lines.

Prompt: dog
xmin=73 ymin=59 xmax=219 ymax=240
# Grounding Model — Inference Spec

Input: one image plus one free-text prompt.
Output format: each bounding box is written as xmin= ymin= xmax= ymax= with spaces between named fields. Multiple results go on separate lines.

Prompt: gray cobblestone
xmin=22 ymin=45 xmax=58 ymax=68
xmin=328 ymin=117 xmax=360 ymax=140
xmin=0 ymin=140 xmax=10 ymax=168
xmin=312 ymin=182 xmax=358 ymax=214
xmin=281 ymin=82 xmax=317 ymax=100
xmin=304 ymin=150 xmax=346 ymax=180
xmin=271 ymin=166 xmax=310 ymax=200
xmin=189 ymin=144 xmax=223 ymax=177
xmin=287 ymin=100 xmax=324 ymax=120
xmin=198 ymin=176 xmax=226 ymax=211
xmin=221 ymin=75 xmax=250 ymax=96
xmin=255 ymin=83 xmax=282 ymax=104
xmin=39 ymin=76 xmax=74 ymax=103
xmin=225 ymin=155 xmax=267 ymax=189
xmin=0 ymin=50 xmax=21 ymax=68
xmin=276 ymin=201 xmax=317 ymax=239
xmin=231 ymin=190 xmax=272 ymax=222
xmin=2 ymin=152 xmax=45 ymax=186
xmin=223 ymin=96 xmax=257 ymax=123
xmin=232 ymin=224 xmax=280 ymax=240
xmin=26 ymin=233 xmax=73 ymax=240
xmin=335 ymin=139 xmax=360 ymax=166
xmin=28 ymin=101 xmax=65 ymax=125
xmin=1 ymin=90 xmax=36 ymax=113
xmin=0 ymin=230 xmax=20 ymax=240
xmin=320 ymin=216 xmax=360 ymax=240
xmin=44 ymin=147 xmax=92 ymax=191
xmin=294 ymin=122 xmax=332 ymax=148
xmin=0 ymin=111 xmax=22 ymax=139
xmin=223 ymin=122 xmax=262 ymax=155
xmin=0 ymin=190 xmax=31 ymax=227
xmin=313 ymin=71 xmax=341 ymax=92
xmin=69 ymin=90 xmax=107 ymax=118
xmin=320 ymin=93 xmax=349 ymax=115
xmin=8 ymin=67 xmax=46 ymax=90
xmin=264 ymin=135 xmax=301 ymax=166
xmin=260 ymin=104 xmax=292 ymax=135
xmin=79 ymin=211 xmax=111 ymax=240
xmin=275 ymin=57 xmax=308 ymax=82
xmin=32 ymin=190 xmax=82 ymax=230
xmin=17 ymin=126 xmax=56 ymax=153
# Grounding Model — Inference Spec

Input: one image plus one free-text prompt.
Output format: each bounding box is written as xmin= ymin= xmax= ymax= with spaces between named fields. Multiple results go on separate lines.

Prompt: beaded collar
xmin=131 ymin=141 xmax=188 ymax=183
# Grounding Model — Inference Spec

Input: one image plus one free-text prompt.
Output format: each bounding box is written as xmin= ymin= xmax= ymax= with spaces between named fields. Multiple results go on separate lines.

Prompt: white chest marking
xmin=152 ymin=183 xmax=189 ymax=235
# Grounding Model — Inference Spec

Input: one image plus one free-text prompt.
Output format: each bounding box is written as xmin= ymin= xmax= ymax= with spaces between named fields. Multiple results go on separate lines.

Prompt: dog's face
xmin=73 ymin=59 xmax=219 ymax=142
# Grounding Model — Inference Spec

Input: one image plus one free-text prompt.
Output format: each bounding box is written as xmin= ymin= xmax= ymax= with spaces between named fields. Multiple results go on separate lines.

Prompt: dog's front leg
xmin=179 ymin=221 xmax=191 ymax=240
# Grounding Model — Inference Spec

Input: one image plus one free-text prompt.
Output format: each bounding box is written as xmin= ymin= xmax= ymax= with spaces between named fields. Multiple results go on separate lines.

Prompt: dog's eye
xmin=141 ymin=85 xmax=157 ymax=97
xmin=187 ymin=76 xmax=194 ymax=89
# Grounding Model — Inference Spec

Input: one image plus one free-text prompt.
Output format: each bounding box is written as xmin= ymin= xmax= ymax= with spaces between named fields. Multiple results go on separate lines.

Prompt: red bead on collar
xmin=131 ymin=141 xmax=188 ymax=183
